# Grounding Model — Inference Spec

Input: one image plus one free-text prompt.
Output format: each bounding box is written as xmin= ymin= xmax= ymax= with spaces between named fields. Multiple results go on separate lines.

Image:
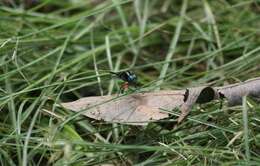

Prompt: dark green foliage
xmin=0 ymin=0 xmax=260 ymax=165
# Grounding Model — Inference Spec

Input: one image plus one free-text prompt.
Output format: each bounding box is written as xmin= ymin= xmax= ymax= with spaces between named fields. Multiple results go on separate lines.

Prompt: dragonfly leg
xmin=119 ymin=82 xmax=129 ymax=94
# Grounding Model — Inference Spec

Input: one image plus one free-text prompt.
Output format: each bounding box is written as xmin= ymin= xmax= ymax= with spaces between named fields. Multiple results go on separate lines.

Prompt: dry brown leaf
xmin=216 ymin=77 xmax=260 ymax=106
xmin=178 ymin=86 xmax=215 ymax=123
xmin=61 ymin=77 xmax=260 ymax=125
xmin=62 ymin=90 xmax=186 ymax=125
xmin=61 ymin=87 xmax=214 ymax=125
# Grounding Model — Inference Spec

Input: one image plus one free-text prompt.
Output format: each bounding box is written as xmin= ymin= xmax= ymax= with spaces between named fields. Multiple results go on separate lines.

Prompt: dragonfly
xmin=110 ymin=70 xmax=139 ymax=93
xmin=63 ymin=70 xmax=139 ymax=97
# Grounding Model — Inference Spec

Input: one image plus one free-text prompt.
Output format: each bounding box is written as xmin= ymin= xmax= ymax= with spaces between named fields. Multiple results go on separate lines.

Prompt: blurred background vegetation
xmin=0 ymin=0 xmax=260 ymax=165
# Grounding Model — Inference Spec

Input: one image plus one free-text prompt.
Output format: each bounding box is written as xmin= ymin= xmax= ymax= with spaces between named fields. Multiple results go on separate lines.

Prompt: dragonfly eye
xmin=128 ymin=74 xmax=136 ymax=82
xmin=127 ymin=73 xmax=137 ymax=83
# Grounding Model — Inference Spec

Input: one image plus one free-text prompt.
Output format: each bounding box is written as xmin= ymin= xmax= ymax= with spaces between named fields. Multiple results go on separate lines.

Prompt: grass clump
xmin=0 ymin=0 xmax=260 ymax=165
